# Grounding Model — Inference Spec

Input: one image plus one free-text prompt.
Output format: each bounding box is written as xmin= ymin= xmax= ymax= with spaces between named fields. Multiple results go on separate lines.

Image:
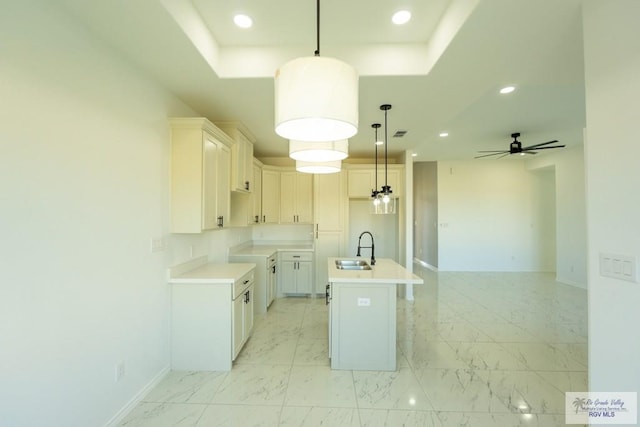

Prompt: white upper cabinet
xmin=347 ymin=165 xmax=403 ymax=199
xmin=215 ymin=121 xmax=255 ymax=193
xmin=250 ymin=159 xmax=263 ymax=224
xmin=261 ymin=167 xmax=280 ymax=224
xmin=169 ymin=118 xmax=233 ymax=233
xmin=280 ymin=171 xmax=313 ymax=224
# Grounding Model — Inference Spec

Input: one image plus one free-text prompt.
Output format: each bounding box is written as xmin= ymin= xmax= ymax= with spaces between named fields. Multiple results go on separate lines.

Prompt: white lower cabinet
xmin=229 ymin=252 xmax=276 ymax=315
xmin=232 ymin=281 xmax=254 ymax=360
xmin=170 ymin=266 xmax=255 ymax=371
xmin=280 ymin=251 xmax=313 ymax=295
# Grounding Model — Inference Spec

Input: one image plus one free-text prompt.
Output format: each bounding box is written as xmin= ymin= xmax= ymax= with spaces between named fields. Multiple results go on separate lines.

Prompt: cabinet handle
xmin=245 ymin=181 xmax=250 ymax=191
xmin=325 ymin=283 xmax=330 ymax=305
xmin=272 ymin=265 xmax=276 ymax=273
xmin=262 ymin=215 xmax=265 ymax=222
xmin=243 ymin=279 xmax=249 ymax=284
xmin=217 ymin=216 xmax=224 ymax=227
xmin=293 ymin=255 xmax=300 ymax=258
xmin=244 ymin=290 xmax=251 ymax=303
xmin=315 ymin=224 xmax=318 ymax=239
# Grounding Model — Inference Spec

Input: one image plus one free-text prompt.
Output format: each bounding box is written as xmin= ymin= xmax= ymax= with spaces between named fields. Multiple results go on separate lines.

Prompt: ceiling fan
xmin=475 ymin=132 xmax=565 ymax=159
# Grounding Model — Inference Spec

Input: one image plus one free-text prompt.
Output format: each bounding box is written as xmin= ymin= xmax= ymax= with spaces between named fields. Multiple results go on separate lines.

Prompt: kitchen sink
xmin=335 ymin=259 xmax=372 ymax=270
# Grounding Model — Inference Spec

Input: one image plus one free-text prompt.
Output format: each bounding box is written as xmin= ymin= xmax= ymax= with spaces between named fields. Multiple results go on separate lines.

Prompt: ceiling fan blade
xmin=497 ymin=153 xmax=510 ymax=159
xmin=474 ymin=152 xmax=505 ymax=159
xmin=476 ymin=150 xmax=509 ymax=153
xmin=525 ymin=145 xmax=566 ymax=151
xmin=522 ymin=140 xmax=559 ymax=150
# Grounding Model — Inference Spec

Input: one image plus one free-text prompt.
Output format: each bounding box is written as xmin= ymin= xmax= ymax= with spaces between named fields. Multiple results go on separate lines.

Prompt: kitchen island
xmin=327 ymin=257 xmax=423 ymax=371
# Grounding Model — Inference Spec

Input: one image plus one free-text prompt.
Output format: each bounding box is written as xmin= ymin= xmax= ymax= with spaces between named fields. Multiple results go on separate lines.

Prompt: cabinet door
xmin=250 ymin=163 xmax=262 ymax=224
xmin=280 ymin=172 xmax=297 ymax=223
xmin=280 ymin=260 xmax=297 ymax=294
xmin=244 ymin=285 xmax=254 ymax=338
xmin=261 ymin=169 xmax=280 ymax=223
xmin=347 ymin=169 xmax=374 ymax=198
xmin=215 ymin=142 xmax=231 ymax=227
xmin=315 ymin=171 xmax=345 ymax=231
xmin=296 ymin=261 xmax=313 ymax=294
xmin=315 ymin=231 xmax=344 ymax=294
xmin=232 ymin=293 xmax=244 ymax=359
xmin=295 ymin=173 xmax=314 ymax=223
xmin=202 ymin=135 xmax=219 ymax=230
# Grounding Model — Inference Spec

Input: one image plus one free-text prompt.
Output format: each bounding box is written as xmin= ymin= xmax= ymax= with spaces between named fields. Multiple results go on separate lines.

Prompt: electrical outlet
xmin=115 ymin=361 xmax=125 ymax=382
xmin=150 ymin=237 xmax=165 ymax=253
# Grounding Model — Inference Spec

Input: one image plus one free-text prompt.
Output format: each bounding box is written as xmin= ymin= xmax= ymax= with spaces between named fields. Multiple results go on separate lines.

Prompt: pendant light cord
xmin=314 ymin=0 xmax=320 ymax=56
xmin=384 ymin=109 xmax=388 ymax=188
xmin=374 ymin=126 xmax=379 ymax=194
xmin=379 ymin=104 xmax=392 ymax=194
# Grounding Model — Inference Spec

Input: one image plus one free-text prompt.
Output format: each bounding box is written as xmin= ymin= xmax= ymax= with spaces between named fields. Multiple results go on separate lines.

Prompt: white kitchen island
xmin=327 ymin=257 xmax=423 ymax=371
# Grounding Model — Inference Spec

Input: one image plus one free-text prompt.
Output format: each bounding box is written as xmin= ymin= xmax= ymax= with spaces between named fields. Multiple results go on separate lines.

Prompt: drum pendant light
xmin=296 ymin=160 xmax=341 ymax=174
xmin=274 ymin=0 xmax=358 ymax=142
xmin=289 ymin=139 xmax=348 ymax=162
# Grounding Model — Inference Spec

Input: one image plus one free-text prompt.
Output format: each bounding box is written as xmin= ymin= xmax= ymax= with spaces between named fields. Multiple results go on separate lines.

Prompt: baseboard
xmin=104 ymin=364 xmax=170 ymax=427
xmin=556 ymin=276 xmax=587 ymax=290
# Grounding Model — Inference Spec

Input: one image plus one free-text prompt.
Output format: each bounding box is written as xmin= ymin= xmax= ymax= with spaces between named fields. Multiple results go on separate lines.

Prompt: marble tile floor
xmin=119 ymin=268 xmax=587 ymax=427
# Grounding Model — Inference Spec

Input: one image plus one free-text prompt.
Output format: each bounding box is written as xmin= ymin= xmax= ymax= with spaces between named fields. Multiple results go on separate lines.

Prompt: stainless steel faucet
xmin=356 ymin=231 xmax=376 ymax=266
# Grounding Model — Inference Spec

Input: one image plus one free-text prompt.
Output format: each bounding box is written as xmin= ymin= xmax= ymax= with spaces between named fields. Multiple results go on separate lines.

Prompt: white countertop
xmin=328 ymin=258 xmax=423 ymax=285
xmin=168 ymin=257 xmax=255 ymax=284
xmin=229 ymin=242 xmax=314 ymax=257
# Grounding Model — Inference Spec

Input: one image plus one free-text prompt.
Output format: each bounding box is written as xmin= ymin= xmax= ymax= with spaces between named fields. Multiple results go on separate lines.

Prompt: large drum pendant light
xmin=274 ymin=0 xmax=358 ymax=142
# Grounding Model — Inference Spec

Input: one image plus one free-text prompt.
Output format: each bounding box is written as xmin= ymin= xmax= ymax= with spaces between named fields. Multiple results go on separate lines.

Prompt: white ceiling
xmin=58 ymin=0 xmax=586 ymax=161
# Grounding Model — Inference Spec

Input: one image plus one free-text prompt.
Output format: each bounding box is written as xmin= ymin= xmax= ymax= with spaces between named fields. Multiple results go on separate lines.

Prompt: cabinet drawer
xmin=233 ymin=270 xmax=255 ymax=299
xmin=280 ymin=252 xmax=313 ymax=262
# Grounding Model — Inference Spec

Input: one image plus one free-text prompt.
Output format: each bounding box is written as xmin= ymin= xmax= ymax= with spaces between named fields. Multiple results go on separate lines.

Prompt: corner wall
xmin=583 ymin=0 xmax=640 ymax=399
xmin=0 ymin=2 xmax=248 ymax=425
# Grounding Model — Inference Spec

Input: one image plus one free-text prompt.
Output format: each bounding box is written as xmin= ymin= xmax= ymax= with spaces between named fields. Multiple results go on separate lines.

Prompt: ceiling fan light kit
xmin=475 ymin=132 xmax=565 ymax=159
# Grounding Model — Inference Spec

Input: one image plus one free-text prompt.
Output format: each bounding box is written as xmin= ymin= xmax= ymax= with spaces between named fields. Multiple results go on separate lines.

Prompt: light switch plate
xmin=600 ymin=253 xmax=637 ymax=283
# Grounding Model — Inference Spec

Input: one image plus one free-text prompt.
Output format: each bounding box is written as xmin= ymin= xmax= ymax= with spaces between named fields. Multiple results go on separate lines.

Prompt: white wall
xmin=348 ymin=200 xmax=399 ymax=261
xmin=583 ymin=0 xmax=640 ymax=399
xmin=437 ymin=160 xmax=556 ymax=271
xmin=0 ymin=2 xmax=250 ymax=426
xmin=527 ymin=147 xmax=587 ymax=288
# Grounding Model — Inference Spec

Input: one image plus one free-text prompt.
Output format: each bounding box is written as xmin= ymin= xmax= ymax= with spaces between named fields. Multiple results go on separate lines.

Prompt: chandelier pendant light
xmin=375 ymin=104 xmax=396 ymax=215
xmin=274 ymin=0 xmax=359 ymax=142
xmin=370 ymin=123 xmax=383 ymax=212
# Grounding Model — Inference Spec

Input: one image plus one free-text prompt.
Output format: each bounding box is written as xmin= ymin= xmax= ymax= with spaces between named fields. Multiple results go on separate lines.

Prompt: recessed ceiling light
xmin=392 ymin=10 xmax=411 ymax=25
xmin=499 ymin=85 xmax=516 ymax=94
xmin=411 ymin=153 xmax=417 ymax=157
xmin=439 ymin=132 xmax=449 ymax=137
xmin=234 ymin=14 xmax=253 ymax=28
